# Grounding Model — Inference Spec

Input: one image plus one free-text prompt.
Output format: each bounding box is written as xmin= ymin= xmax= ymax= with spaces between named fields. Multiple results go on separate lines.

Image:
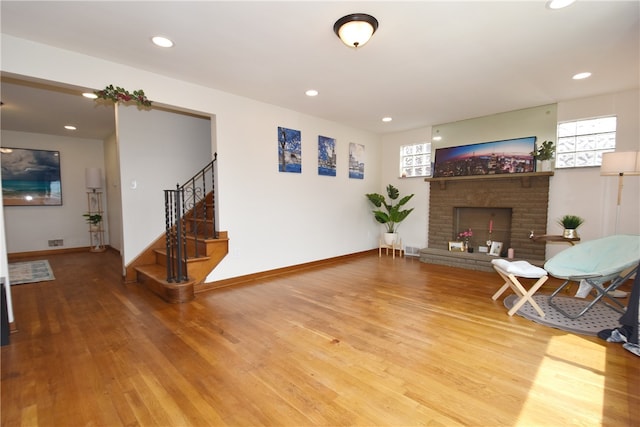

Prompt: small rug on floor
xmin=504 ymin=294 xmax=622 ymax=336
xmin=8 ymin=260 xmax=55 ymax=285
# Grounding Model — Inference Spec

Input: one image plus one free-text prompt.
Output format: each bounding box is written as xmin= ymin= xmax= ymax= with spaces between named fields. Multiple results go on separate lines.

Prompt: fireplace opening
xmin=454 ymin=207 xmax=512 ymax=255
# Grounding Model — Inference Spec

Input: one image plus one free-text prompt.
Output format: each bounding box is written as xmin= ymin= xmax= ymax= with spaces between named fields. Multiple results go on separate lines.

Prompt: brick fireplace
xmin=420 ymin=173 xmax=551 ymax=270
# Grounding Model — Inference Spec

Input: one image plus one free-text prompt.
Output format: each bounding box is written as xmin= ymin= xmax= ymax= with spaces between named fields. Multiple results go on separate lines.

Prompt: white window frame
xmin=555 ymin=116 xmax=617 ymax=169
xmin=400 ymin=142 xmax=432 ymax=178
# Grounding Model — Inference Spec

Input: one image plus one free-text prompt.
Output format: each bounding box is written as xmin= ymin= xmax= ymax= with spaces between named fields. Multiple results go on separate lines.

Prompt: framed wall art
xmin=277 ymin=126 xmax=302 ymax=173
xmin=349 ymin=142 xmax=364 ymax=179
xmin=1 ymin=147 xmax=62 ymax=206
xmin=318 ymin=135 xmax=336 ymax=177
xmin=433 ymin=136 xmax=536 ymax=178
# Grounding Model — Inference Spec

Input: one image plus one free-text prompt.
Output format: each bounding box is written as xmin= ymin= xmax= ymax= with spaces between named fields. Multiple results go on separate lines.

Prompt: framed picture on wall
xmin=489 ymin=241 xmax=503 ymax=256
xmin=433 ymin=136 xmax=536 ymax=178
xmin=0 ymin=147 xmax=62 ymax=206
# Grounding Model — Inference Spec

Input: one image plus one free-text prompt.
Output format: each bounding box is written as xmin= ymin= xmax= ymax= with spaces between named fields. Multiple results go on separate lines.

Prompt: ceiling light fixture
xmin=151 ymin=36 xmax=174 ymax=48
xmin=333 ymin=13 xmax=379 ymax=48
xmin=82 ymin=92 xmax=98 ymax=99
xmin=382 ymin=117 xmax=392 ymax=122
xmin=64 ymin=125 xmax=77 ymax=130
xmin=572 ymin=72 xmax=592 ymax=80
xmin=305 ymin=89 xmax=319 ymax=97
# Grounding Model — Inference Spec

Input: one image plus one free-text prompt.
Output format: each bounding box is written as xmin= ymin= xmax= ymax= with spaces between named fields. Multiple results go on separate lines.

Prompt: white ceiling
xmin=1 ymin=1 xmax=638 ymax=140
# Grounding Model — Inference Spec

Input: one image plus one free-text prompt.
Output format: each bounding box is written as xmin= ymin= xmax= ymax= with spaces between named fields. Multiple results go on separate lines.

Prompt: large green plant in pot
xmin=365 ymin=184 xmax=414 ymax=243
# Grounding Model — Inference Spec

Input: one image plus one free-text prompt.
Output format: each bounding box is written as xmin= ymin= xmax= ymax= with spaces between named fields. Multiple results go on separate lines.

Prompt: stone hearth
xmin=421 ymin=173 xmax=551 ymax=270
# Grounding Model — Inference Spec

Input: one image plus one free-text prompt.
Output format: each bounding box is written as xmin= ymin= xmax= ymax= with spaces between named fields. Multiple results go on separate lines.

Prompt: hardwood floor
xmin=2 ymin=251 xmax=638 ymax=426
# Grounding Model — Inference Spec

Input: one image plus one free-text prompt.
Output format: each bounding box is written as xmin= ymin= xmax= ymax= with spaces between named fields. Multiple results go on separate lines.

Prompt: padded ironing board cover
xmin=544 ymin=234 xmax=640 ymax=284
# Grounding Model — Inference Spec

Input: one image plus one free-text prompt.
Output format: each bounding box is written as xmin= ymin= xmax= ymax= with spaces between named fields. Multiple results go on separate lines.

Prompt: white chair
xmin=491 ymin=259 xmax=549 ymax=317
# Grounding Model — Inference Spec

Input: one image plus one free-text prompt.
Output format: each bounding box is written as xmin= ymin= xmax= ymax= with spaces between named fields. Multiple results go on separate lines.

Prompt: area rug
xmin=8 ymin=260 xmax=55 ymax=285
xmin=504 ymin=294 xmax=622 ymax=336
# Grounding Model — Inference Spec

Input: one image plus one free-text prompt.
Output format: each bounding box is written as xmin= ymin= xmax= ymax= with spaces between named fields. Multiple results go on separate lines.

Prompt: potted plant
xmin=365 ymin=184 xmax=414 ymax=245
xmin=531 ymin=140 xmax=555 ymax=171
xmin=83 ymin=213 xmax=102 ymax=230
xmin=558 ymin=214 xmax=584 ymax=238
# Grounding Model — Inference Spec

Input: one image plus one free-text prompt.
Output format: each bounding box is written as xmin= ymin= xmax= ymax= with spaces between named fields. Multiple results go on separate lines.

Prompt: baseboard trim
xmin=196 ymin=249 xmax=377 ymax=293
xmin=7 ymin=246 xmax=120 ymax=261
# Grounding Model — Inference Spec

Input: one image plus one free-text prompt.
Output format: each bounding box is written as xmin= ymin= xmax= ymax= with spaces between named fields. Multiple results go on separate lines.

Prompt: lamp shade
xmin=85 ymin=167 xmax=102 ymax=189
xmin=333 ymin=14 xmax=378 ymax=48
xmin=601 ymin=151 xmax=640 ymax=176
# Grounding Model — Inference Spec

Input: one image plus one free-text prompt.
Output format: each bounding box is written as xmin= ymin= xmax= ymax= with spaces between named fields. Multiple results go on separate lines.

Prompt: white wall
xmin=548 ymin=89 xmax=640 ymax=257
xmin=1 ymin=131 xmax=106 ymax=253
xmin=116 ymin=104 xmax=212 ymax=266
xmin=380 ymin=127 xmax=432 ymax=251
xmin=1 ymin=35 xmax=383 ymax=283
xmin=103 ymin=131 xmax=122 ymax=253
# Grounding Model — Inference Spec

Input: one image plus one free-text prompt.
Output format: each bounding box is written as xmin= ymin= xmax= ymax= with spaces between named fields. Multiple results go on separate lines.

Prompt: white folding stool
xmin=491 ymin=258 xmax=548 ymax=318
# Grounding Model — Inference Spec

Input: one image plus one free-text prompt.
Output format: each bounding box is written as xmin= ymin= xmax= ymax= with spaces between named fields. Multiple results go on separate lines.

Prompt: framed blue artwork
xmin=349 ymin=143 xmax=364 ymax=179
xmin=318 ymin=135 xmax=336 ymax=177
xmin=1 ymin=147 xmax=62 ymax=206
xmin=278 ymin=126 xmax=302 ymax=173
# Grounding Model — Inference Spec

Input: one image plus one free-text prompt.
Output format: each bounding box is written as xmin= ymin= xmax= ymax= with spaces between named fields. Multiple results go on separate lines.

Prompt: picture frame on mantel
xmin=448 ymin=241 xmax=465 ymax=252
xmin=489 ymin=241 xmax=503 ymax=256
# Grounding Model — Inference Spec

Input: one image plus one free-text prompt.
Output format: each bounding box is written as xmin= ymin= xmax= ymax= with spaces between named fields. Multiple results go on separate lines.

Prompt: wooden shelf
xmin=424 ymin=171 xmax=553 ymax=189
xmin=530 ymin=234 xmax=580 ymax=245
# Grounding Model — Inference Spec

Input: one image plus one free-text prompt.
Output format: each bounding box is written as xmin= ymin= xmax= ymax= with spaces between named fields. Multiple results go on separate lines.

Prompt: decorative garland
xmin=94 ymin=84 xmax=152 ymax=107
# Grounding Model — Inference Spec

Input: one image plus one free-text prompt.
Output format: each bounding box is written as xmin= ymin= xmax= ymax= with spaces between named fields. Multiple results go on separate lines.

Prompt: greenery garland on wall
xmin=94 ymin=84 xmax=152 ymax=107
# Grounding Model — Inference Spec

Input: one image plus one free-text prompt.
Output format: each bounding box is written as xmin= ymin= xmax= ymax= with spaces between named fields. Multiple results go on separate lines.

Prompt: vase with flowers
xmin=458 ymin=228 xmax=473 ymax=252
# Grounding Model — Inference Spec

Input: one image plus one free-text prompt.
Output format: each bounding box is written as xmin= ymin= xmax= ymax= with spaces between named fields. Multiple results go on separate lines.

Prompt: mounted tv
xmin=432 ymin=136 xmax=536 ymax=178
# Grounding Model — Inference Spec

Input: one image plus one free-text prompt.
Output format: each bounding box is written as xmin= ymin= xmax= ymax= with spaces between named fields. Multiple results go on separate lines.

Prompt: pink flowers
xmin=458 ymin=228 xmax=473 ymax=239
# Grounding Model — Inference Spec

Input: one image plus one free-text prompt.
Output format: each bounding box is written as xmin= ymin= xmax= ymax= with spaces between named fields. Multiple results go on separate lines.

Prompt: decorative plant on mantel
xmin=94 ymin=84 xmax=152 ymax=107
xmin=530 ymin=140 xmax=555 ymax=161
xmin=365 ymin=184 xmax=414 ymax=244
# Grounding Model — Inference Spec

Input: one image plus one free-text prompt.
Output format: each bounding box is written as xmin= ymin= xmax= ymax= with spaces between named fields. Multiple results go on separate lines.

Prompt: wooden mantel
xmin=424 ymin=171 xmax=554 ymax=189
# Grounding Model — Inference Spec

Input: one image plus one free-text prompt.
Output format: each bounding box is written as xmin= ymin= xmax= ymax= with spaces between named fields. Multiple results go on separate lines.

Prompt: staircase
xmin=127 ymin=156 xmax=230 ymax=303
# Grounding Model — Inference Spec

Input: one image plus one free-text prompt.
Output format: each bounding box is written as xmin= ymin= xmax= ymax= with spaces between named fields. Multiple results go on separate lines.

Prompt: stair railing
xmin=164 ymin=153 xmax=218 ymax=283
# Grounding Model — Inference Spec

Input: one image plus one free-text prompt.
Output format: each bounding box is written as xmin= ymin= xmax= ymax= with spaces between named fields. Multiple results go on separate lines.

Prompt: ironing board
xmin=544 ymin=234 xmax=640 ymax=319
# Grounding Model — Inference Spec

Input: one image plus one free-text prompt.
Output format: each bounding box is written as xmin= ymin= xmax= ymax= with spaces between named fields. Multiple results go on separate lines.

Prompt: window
xmin=400 ymin=142 xmax=431 ymax=177
xmin=555 ymin=116 xmax=617 ymax=168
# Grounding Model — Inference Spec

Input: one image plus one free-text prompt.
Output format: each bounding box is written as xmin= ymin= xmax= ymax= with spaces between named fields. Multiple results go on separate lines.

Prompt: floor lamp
xmin=600 ymin=151 xmax=640 ymax=233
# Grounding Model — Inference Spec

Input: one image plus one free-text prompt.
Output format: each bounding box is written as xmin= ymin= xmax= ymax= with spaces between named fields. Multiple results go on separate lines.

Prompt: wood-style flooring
xmin=2 ymin=250 xmax=639 ymax=426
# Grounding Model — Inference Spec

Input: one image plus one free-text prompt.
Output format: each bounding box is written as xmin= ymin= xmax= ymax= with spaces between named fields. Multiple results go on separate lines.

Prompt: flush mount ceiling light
xmin=333 ymin=13 xmax=379 ymax=48
xmin=82 ymin=92 xmax=98 ymax=99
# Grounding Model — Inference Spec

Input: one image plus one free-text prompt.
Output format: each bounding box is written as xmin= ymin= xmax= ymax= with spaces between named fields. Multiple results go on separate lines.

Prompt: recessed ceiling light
xmin=82 ymin=92 xmax=98 ymax=99
xmin=152 ymin=36 xmax=174 ymax=48
xmin=382 ymin=117 xmax=392 ymax=122
xmin=572 ymin=72 xmax=592 ymax=80
xmin=546 ymin=0 xmax=576 ymax=9
xmin=64 ymin=125 xmax=77 ymax=130
xmin=432 ymin=136 xmax=442 ymax=141
xmin=305 ymin=89 xmax=318 ymax=97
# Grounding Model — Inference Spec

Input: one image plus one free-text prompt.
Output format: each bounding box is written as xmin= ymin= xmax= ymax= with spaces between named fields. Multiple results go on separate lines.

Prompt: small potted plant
xmin=531 ymin=140 xmax=555 ymax=171
xmin=83 ymin=213 xmax=102 ymax=230
xmin=365 ymin=184 xmax=414 ymax=245
xmin=558 ymin=214 xmax=584 ymax=238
